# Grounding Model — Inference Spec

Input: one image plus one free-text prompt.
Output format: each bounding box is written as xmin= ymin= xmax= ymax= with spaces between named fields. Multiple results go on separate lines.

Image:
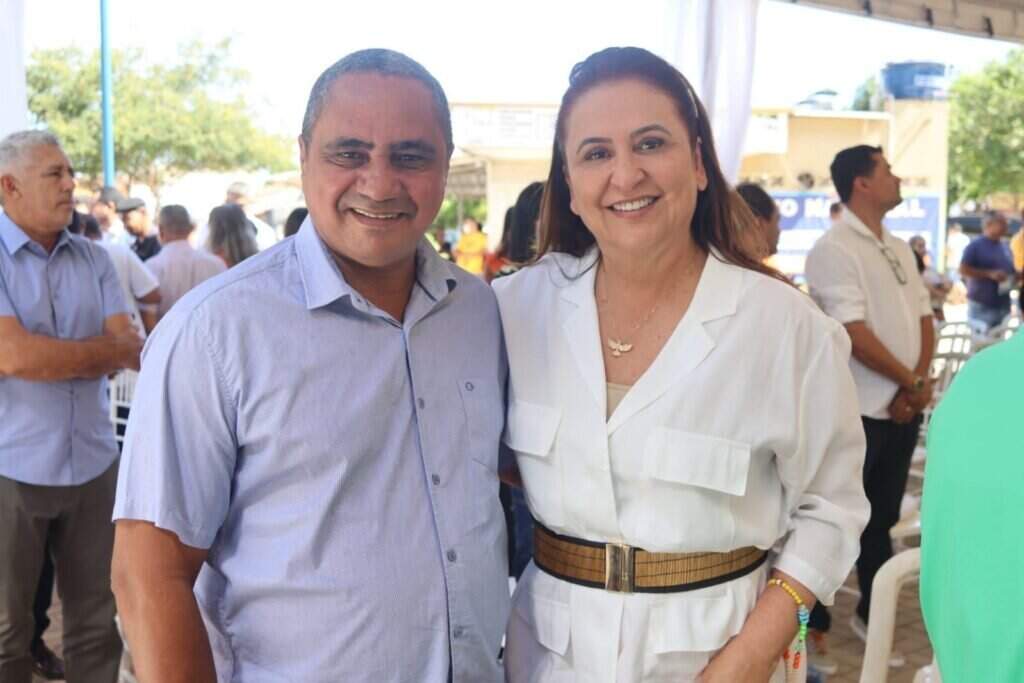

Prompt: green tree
xmin=435 ymin=196 xmax=487 ymax=230
xmin=852 ymin=75 xmax=883 ymax=111
xmin=27 ymin=40 xmax=293 ymax=195
xmin=948 ymin=50 xmax=1024 ymax=203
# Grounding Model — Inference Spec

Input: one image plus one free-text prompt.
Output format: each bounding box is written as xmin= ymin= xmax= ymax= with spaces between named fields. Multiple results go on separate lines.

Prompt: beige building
xmin=447 ymin=98 xmax=950 ymax=268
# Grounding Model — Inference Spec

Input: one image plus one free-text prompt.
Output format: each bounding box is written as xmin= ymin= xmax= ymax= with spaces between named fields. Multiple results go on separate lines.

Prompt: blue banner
xmin=769 ymin=192 xmax=942 ymax=277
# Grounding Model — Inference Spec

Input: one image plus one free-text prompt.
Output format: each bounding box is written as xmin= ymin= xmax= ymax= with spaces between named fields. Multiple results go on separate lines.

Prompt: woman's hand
xmin=697 ymin=636 xmax=779 ymax=682
xmin=697 ymin=569 xmax=811 ymax=682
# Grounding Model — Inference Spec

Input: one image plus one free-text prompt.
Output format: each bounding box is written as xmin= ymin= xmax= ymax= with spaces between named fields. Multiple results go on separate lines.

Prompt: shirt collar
xmin=0 ymin=211 xmax=71 ymax=256
xmin=839 ymin=205 xmax=889 ymax=244
xmin=294 ymin=216 xmax=457 ymax=311
xmin=0 ymin=212 xmax=30 ymax=254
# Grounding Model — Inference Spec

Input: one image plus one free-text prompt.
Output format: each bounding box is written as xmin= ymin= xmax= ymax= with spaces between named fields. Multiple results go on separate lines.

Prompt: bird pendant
xmin=607 ymin=338 xmax=633 ymax=358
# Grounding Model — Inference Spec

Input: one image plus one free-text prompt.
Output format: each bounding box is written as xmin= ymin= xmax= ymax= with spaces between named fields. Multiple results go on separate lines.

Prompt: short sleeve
xmin=112 ymin=306 xmax=237 ymax=549
xmin=95 ymin=246 xmax=129 ymax=318
xmin=804 ymin=241 xmax=866 ymax=323
xmin=960 ymin=240 xmax=980 ymax=268
xmin=126 ymin=249 xmax=159 ymax=299
xmin=772 ymin=324 xmax=870 ymax=603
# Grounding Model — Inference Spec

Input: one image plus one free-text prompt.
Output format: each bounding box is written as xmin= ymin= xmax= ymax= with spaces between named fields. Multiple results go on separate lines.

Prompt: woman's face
xmin=562 ymin=78 xmax=707 ymax=258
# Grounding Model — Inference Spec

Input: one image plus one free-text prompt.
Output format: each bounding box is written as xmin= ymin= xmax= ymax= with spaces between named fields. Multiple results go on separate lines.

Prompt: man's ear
xmin=298 ymin=135 xmax=308 ymax=171
xmin=0 ymin=173 xmax=20 ymax=200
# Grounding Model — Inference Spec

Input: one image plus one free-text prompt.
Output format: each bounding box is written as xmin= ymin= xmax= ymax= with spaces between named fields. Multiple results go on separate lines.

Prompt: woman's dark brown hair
xmin=537 ymin=46 xmax=783 ymax=282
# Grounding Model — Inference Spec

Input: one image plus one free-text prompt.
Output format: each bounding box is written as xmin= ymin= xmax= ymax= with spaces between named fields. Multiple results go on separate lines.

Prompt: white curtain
xmin=0 ymin=0 xmax=29 ymax=139
xmin=667 ymin=0 xmax=760 ymax=183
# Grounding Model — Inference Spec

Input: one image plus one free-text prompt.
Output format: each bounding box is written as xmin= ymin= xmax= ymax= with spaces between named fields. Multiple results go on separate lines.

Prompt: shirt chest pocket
xmin=636 ymin=428 xmax=751 ymax=550
xmin=457 ymin=377 xmax=504 ymax=472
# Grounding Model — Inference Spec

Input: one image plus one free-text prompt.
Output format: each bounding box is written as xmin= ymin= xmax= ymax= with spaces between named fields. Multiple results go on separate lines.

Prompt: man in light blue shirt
xmin=111 ymin=50 xmax=510 ymax=682
xmin=0 ymin=130 xmax=142 ymax=682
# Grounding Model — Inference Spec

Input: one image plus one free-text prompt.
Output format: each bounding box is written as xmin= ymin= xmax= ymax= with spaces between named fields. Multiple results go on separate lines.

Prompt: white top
xmin=493 ymin=250 xmax=869 ymax=682
xmin=98 ymin=241 xmax=158 ymax=337
xmin=101 ymin=218 xmax=131 ymax=247
xmin=804 ymin=207 xmax=932 ymax=419
xmin=143 ymin=240 xmax=226 ymax=319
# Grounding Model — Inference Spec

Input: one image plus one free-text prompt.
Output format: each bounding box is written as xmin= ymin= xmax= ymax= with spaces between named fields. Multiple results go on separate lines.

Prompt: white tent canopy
xmin=792 ymin=0 xmax=1024 ymax=42
xmin=0 ymin=0 xmax=29 ymax=139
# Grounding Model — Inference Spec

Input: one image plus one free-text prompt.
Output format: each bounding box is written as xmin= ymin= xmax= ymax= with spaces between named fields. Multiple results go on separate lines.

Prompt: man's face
xmin=91 ymin=199 xmax=114 ymax=223
xmin=860 ymin=153 xmax=902 ymax=211
xmin=124 ymin=207 xmax=148 ymax=236
xmin=0 ymin=144 xmax=76 ymax=235
xmin=299 ymin=72 xmax=449 ymax=271
xmin=984 ymin=215 xmax=1008 ymax=240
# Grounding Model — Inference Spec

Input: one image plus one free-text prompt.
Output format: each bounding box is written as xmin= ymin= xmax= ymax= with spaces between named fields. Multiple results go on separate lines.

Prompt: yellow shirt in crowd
xmin=455 ymin=231 xmax=488 ymax=275
xmin=1010 ymin=229 xmax=1024 ymax=273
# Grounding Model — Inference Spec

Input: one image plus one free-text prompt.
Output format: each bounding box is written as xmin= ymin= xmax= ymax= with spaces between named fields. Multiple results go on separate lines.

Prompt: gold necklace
xmin=596 ymin=256 xmax=700 ymax=358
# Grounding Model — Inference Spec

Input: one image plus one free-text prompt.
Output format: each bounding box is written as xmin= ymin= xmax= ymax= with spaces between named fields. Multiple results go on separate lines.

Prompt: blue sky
xmin=24 ymin=0 xmax=1018 ymax=137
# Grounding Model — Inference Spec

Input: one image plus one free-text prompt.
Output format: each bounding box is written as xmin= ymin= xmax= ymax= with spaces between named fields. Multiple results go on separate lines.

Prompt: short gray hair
xmin=158 ymin=204 xmax=193 ymax=235
xmin=0 ymin=130 xmax=62 ymax=175
xmin=301 ymin=49 xmax=453 ymax=157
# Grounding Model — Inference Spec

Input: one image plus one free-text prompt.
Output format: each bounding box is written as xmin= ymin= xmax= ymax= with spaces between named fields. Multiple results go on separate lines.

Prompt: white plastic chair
xmin=934 ymin=322 xmax=973 ymax=356
xmin=913 ymin=657 xmax=943 ymax=683
xmin=859 ymin=548 xmax=921 ymax=683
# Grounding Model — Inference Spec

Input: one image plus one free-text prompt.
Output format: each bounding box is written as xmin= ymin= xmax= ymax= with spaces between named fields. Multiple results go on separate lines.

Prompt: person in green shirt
xmin=920 ymin=328 xmax=1024 ymax=681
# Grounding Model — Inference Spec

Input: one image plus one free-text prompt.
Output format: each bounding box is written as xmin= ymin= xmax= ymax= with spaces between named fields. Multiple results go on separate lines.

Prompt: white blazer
xmin=493 ymin=250 xmax=869 ymax=682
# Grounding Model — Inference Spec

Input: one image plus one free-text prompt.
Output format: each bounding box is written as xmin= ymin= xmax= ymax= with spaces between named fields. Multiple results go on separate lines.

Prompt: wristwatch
xmin=909 ymin=375 xmax=926 ymax=392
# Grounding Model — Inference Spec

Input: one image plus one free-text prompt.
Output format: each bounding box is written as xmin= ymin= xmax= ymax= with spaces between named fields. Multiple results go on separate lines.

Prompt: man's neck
xmin=7 ymin=209 xmax=60 ymax=253
xmin=845 ymin=199 xmax=886 ymax=239
xmin=331 ymin=251 xmax=417 ymax=323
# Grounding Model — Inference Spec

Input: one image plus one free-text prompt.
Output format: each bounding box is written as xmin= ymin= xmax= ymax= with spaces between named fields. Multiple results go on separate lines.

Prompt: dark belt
xmin=533 ymin=523 xmax=768 ymax=594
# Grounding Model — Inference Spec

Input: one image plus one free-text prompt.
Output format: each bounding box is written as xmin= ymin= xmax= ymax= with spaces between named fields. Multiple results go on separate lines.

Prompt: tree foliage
xmin=27 ymin=40 xmax=293 ymax=192
xmin=948 ymin=50 xmax=1024 ymax=203
xmin=851 ymin=75 xmax=883 ymax=112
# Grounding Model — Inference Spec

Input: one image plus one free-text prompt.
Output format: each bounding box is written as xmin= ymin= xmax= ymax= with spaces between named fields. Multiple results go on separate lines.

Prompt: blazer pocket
xmin=515 ymin=590 xmax=571 ymax=656
xmin=503 ymin=399 xmax=561 ymax=458
xmin=649 ymin=592 xmax=746 ymax=655
xmin=644 ymin=428 xmax=751 ymax=497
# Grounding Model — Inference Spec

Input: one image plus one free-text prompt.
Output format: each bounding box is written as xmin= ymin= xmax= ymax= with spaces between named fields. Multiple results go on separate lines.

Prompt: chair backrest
xmin=859 ymin=548 xmax=922 ymax=683
xmin=934 ymin=322 xmax=973 ymax=355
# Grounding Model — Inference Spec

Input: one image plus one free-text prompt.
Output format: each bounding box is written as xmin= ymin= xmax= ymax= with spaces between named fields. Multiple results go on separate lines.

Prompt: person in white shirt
xmin=805 ymin=145 xmax=934 ymax=667
xmin=90 ymin=186 xmax=131 ymax=246
xmin=495 ymin=47 xmax=869 ymax=683
xmin=143 ymin=205 xmax=226 ymax=321
xmin=83 ymin=214 xmax=160 ymax=337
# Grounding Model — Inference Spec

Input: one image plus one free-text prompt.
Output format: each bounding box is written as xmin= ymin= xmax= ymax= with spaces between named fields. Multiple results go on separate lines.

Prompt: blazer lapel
xmin=606 ymin=253 xmax=742 ymax=435
xmin=557 ymin=252 xmax=608 ymax=417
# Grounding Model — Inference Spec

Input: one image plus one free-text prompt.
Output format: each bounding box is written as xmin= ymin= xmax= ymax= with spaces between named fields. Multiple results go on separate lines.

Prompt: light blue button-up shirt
xmin=0 ymin=211 xmax=126 ymax=486
xmin=113 ymin=219 xmax=510 ymax=683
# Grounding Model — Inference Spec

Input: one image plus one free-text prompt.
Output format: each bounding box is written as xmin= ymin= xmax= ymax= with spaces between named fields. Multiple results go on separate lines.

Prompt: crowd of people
xmin=0 ymin=44 xmax=1021 ymax=683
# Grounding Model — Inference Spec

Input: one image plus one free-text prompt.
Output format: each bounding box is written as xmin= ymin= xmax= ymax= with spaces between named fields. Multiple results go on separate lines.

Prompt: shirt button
xmin=431 ymin=474 xmax=441 ymax=486
xmin=453 ymin=626 xmax=465 ymax=639
xmin=417 ymin=398 xmax=425 ymax=409
xmin=464 ymin=381 xmax=474 ymax=391
xmin=446 ymin=549 xmax=457 ymax=563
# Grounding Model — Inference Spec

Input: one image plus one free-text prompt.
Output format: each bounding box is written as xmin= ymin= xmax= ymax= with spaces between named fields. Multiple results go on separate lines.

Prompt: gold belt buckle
xmin=604 ymin=543 xmax=635 ymax=593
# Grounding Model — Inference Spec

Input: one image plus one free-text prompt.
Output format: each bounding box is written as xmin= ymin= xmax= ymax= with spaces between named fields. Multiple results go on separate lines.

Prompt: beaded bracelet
xmin=768 ymin=578 xmax=810 ymax=671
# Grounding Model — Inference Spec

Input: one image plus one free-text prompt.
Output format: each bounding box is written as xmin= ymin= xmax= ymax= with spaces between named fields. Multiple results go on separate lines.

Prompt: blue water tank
xmin=882 ymin=62 xmax=951 ymax=100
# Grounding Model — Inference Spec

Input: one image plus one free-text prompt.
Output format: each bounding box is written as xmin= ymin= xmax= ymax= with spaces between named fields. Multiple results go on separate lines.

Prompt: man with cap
xmin=119 ymin=198 xmax=161 ymax=261
xmin=91 ymin=186 xmax=130 ymax=245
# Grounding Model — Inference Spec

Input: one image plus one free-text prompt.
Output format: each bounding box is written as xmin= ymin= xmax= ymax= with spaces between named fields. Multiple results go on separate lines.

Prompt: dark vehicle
xmin=948 ymin=214 xmax=1022 ymax=238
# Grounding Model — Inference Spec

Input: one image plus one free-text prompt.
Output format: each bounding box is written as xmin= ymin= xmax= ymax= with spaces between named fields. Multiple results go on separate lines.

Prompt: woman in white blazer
xmin=493 ymin=48 xmax=869 ymax=682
